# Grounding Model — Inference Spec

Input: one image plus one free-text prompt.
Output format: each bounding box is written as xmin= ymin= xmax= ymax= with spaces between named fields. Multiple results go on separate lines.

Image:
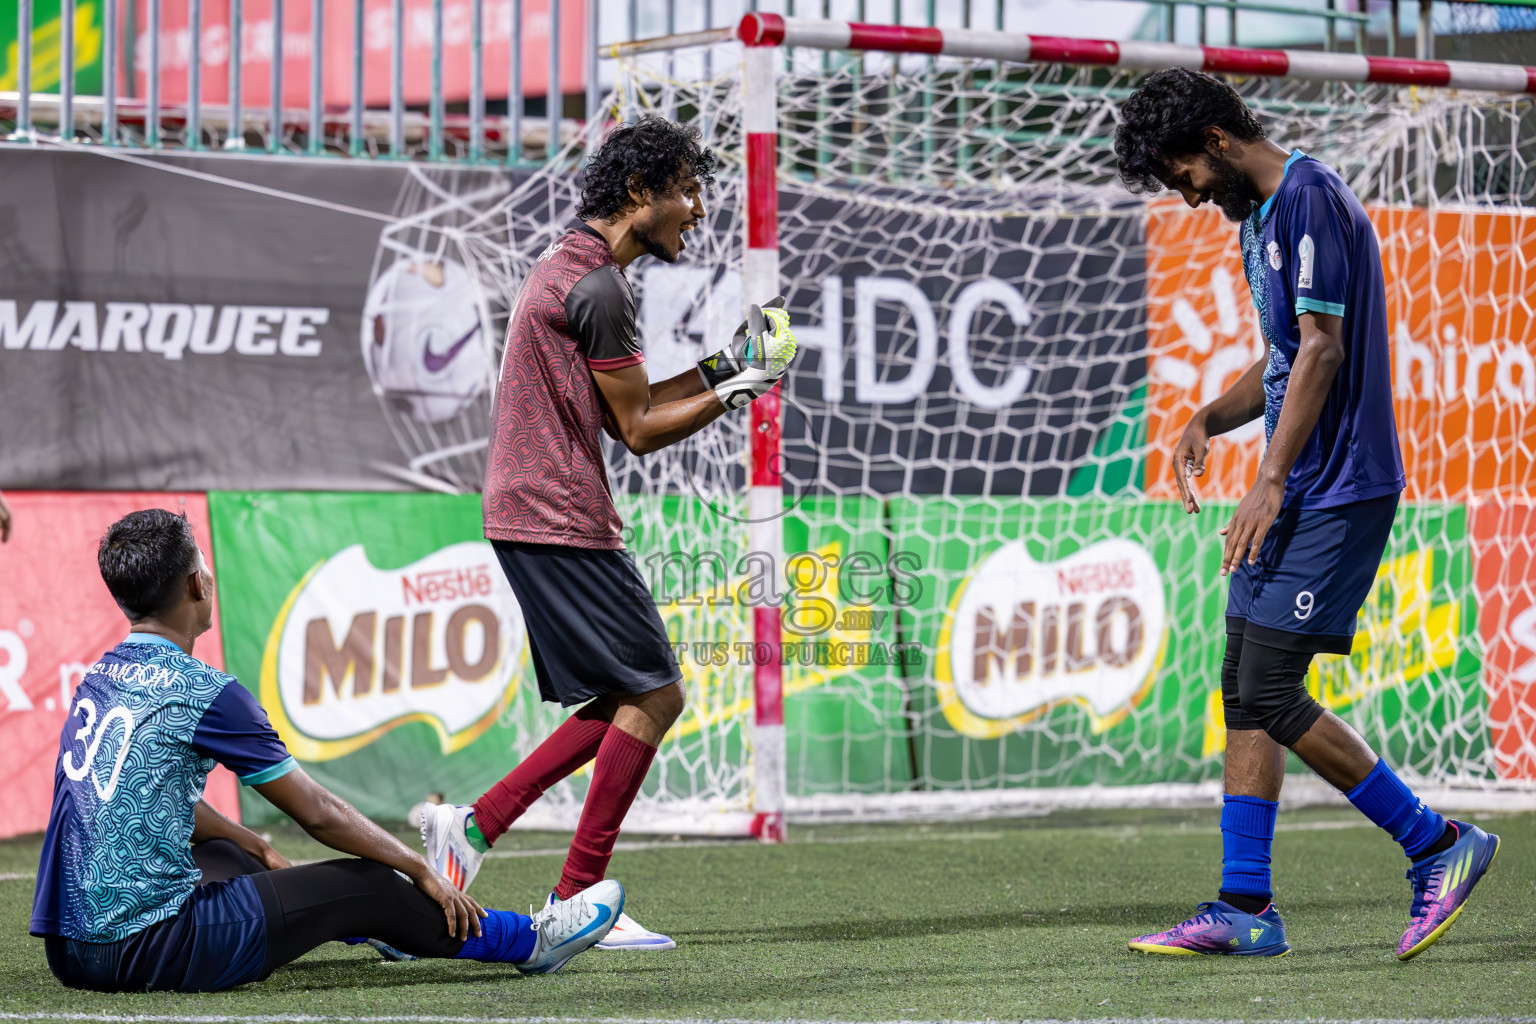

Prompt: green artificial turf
xmin=1 ymin=808 xmax=1531 ymax=1021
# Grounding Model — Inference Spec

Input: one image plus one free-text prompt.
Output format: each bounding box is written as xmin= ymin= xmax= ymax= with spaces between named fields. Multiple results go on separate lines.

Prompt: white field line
xmin=1 ymin=1015 xmax=1535 ymax=1024
xmin=0 ymin=817 xmax=1419 ymax=882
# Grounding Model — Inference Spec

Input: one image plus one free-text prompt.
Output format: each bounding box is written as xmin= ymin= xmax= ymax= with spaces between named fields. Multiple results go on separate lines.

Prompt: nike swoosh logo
xmin=550 ymin=905 xmax=612 ymax=951
xmin=422 ymin=322 xmax=481 ymax=373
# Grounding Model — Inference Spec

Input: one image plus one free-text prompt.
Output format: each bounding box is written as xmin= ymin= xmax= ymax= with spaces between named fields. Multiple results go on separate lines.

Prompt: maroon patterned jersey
xmin=483 ymin=224 xmax=644 ymax=548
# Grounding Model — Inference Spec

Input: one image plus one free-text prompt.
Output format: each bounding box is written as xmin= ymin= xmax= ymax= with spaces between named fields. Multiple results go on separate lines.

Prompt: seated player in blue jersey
xmin=30 ymin=508 xmax=626 ymax=992
xmin=1112 ymin=69 xmax=1499 ymax=960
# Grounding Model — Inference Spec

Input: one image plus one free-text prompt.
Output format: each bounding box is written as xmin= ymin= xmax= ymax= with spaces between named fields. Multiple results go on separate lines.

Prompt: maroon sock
xmin=554 ymin=728 xmax=657 ymax=900
xmin=472 ymin=711 xmax=610 ymax=845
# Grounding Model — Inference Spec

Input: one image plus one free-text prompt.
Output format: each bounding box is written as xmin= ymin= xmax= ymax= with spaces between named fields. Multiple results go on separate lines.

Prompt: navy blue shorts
xmin=43 ymin=875 xmax=269 ymax=993
xmin=1226 ymin=492 xmax=1399 ymax=656
xmin=493 ymin=540 xmax=681 ymax=707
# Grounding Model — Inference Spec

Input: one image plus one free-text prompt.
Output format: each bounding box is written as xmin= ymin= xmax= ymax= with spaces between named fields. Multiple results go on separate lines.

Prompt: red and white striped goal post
xmin=734 ymin=13 xmax=1536 ymax=94
xmin=606 ymin=15 xmax=1533 ymax=845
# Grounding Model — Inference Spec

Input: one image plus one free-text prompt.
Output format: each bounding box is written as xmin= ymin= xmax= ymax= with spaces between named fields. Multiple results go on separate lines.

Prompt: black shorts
xmin=493 ymin=540 xmax=680 ymax=707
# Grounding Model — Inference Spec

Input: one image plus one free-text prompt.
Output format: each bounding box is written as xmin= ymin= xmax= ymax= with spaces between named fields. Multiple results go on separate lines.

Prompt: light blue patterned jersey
xmin=31 ymin=635 xmax=294 ymax=943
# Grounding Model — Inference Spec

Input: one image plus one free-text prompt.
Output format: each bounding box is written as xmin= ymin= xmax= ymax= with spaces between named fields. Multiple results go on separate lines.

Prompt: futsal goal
xmin=439 ymin=14 xmax=1536 ymax=838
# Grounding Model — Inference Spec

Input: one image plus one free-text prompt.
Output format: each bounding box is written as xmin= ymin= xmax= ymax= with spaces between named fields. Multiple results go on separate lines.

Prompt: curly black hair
xmin=1114 ymin=68 xmax=1267 ymax=195
xmin=577 ymin=115 xmax=717 ymax=222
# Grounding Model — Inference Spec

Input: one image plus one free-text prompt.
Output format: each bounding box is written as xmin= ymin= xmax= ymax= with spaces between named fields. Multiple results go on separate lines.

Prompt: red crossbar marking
xmin=846 ymin=22 xmax=944 ymax=54
xmin=746 ymin=133 xmax=779 ymax=250
xmin=1026 ymin=36 xmax=1120 ymax=65
xmin=738 ymin=11 xmax=785 ymax=46
xmin=1202 ymin=46 xmax=1289 ymax=77
xmin=1367 ymin=57 xmax=1453 ymax=87
xmin=1527 ymin=67 xmax=1536 ymax=93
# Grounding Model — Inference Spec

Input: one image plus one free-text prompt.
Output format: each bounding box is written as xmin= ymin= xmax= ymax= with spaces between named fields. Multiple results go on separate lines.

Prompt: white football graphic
xmin=362 ymin=257 xmax=490 ymax=424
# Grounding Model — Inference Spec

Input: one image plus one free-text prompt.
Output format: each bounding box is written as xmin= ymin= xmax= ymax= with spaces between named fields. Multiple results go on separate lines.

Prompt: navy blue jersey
xmin=31 ymin=634 xmax=294 ymax=943
xmin=1239 ymin=150 xmax=1406 ymax=510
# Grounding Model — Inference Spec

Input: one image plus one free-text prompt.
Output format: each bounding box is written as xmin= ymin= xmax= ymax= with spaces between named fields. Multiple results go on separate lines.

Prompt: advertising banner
xmin=133 ymin=0 xmax=585 ymax=110
xmin=0 ymin=491 xmax=238 ymax=840
xmin=633 ymin=187 xmax=1150 ymax=498
xmin=889 ymin=497 xmax=1485 ymax=789
xmin=1 ymin=0 xmax=103 ymax=94
xmin=209 ymin=490 xmax=530 ymax=824
xmin=0 ymin=148 xmax=513 ymax=491
xmin=208 ymin=489 xmax=925 ymax=824
xmin=1144 ymin=200 xmax=1536 ymax=504
xmin=1470 ymin=500 xmax=1536 ymax=780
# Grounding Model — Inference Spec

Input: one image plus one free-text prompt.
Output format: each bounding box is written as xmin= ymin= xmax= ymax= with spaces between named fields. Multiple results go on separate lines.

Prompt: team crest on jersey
xmin=1267 ymin=241 xmax=1282 ymax=272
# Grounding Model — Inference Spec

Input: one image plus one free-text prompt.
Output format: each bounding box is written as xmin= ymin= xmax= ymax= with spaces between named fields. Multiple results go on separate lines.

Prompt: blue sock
xmin=1220 ymin=794 xmax=1278 ymax=901
xmin=1345 ymin=759 xmax=1448 ymax=859
xmin=453 ymin=909 xmax=537 ymax=964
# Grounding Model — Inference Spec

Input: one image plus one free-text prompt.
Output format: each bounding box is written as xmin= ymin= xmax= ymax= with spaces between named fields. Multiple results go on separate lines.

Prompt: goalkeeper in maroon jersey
xmin=419 ymin=115 xmax=796 ymax=951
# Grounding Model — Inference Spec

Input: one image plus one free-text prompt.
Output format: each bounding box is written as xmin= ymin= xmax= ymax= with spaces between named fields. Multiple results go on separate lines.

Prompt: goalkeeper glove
xmin=699 ymin=298 xmax=798 ymax=411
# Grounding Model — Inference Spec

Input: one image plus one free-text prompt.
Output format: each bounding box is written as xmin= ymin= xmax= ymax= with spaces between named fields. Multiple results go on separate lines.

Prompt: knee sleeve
xmin=1220 ymin=631 xmax=1265 ymax=733
xmin=1236 ymin=639 xmax=1323 ymax=747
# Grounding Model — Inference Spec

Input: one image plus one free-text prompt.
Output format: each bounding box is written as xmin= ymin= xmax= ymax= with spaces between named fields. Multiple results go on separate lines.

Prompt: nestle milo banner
xmin=893 ymin=498 xmax=1487 ymax=789
xmin=209 ymin=492 xmax=524 ymax=823
xmin=209 ymin=490 xmax=920 ymax=825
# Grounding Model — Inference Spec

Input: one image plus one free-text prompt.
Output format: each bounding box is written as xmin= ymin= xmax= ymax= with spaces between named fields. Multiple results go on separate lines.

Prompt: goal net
xmin=409 ymin=18 xmax=1536 ymax=831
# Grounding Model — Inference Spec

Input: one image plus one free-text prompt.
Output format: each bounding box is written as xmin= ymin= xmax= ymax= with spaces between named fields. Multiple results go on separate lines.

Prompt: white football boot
xmin=419 ymin=803 xmax=485 ymax=892
xmin=516 ymin=879 xmax=625 ymax=974
xmin=544 ymin=891 xmax=676 ymax=950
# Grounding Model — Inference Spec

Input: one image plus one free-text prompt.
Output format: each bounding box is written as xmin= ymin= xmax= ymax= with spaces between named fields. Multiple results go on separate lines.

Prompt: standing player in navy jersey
xmin=1112 ymin=69 xmax=1499 ymax=960
xmin=31 ymin=509 xmax=623 ymax=992
xmin=419 ymin=115 xmax=796 ymax=951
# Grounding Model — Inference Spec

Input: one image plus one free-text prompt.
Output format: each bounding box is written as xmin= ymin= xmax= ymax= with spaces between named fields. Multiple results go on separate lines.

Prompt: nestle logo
xmin=1055 ymin=560 xmax=1136 ymax=596
xmin=402 ymin=565 xmax=495 ymax=606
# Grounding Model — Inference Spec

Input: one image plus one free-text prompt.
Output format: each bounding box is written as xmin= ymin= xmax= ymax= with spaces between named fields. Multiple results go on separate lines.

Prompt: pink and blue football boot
xmin=1397 ymin=820 xmax=1500 ymax=960
xmin=1128 ymin=899 xmax=1290 ymax=957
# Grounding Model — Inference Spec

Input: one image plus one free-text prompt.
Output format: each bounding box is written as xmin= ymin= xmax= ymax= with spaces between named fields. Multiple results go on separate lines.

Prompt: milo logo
xmin=260 ymin=543 xmax=524 ymax=761
xmin=937 ymin=539 xmax=1167 ymax=739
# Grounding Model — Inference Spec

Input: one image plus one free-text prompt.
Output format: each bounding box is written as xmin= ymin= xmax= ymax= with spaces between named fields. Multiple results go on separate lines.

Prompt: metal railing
xmin=0 ymin=0 xmax=1459 ymax=162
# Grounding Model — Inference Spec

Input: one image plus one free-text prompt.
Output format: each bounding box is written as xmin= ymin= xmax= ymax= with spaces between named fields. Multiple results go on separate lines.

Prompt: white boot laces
xmin=530 ymin=894 xmax=588 ymax=934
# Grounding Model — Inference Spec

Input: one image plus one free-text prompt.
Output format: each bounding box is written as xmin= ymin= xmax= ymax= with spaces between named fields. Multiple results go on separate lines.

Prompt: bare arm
xmin=593 ymin=363 xmax=730 ymax=456
xmin=1219 ymin=312 xmax=1346 ymax=574
xmin=255 ymin=767 xmax=484 ymax=937
xmin=1171 ymin=340 xmax=1270 ymax=514
xmin=649 ymin=366 xmax=709 ymax=406
xmin=1201 ymin=350 xmax=1270 ymax=437
xmin=192 ymin=798 xmax=290 ymax=871
xmin=0 ymin=491 xmax=10 ymax=542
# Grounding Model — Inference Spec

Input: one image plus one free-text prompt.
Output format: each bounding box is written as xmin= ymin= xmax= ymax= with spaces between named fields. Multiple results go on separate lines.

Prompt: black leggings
xmin=188 ymin=839 xmax=467 ymax=974
xmin=44 ymin=840 xmax=466 ymax=992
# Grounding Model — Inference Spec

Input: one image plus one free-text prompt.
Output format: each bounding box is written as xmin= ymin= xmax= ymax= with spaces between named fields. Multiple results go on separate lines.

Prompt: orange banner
xmin=1471 ymin=500 xmax=1536 ymax=780
xmin=1146 ymin=201 xmax=1536 ymax=504
xmin=0 ymin=493 xmax=238 ymax=840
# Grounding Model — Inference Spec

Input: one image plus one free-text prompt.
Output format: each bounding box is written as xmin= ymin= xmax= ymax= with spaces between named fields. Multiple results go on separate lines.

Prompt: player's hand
xmin=712 ymin=302 xmax=798 ymax=410
xmin=257 ymin=844 xmax=293 ymax=871
xmin=1219 ymin=477 xmax=1283 ymax=576
xmin=414 ymin=865 xmax=486 ymax=939
xmin=1171 ymin=416 xmax=1211 ymax=515
xmin=0 ymin=492 xmax=11 ymax=542
xmin=697 ymin=296 xmax=787 ymax=390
